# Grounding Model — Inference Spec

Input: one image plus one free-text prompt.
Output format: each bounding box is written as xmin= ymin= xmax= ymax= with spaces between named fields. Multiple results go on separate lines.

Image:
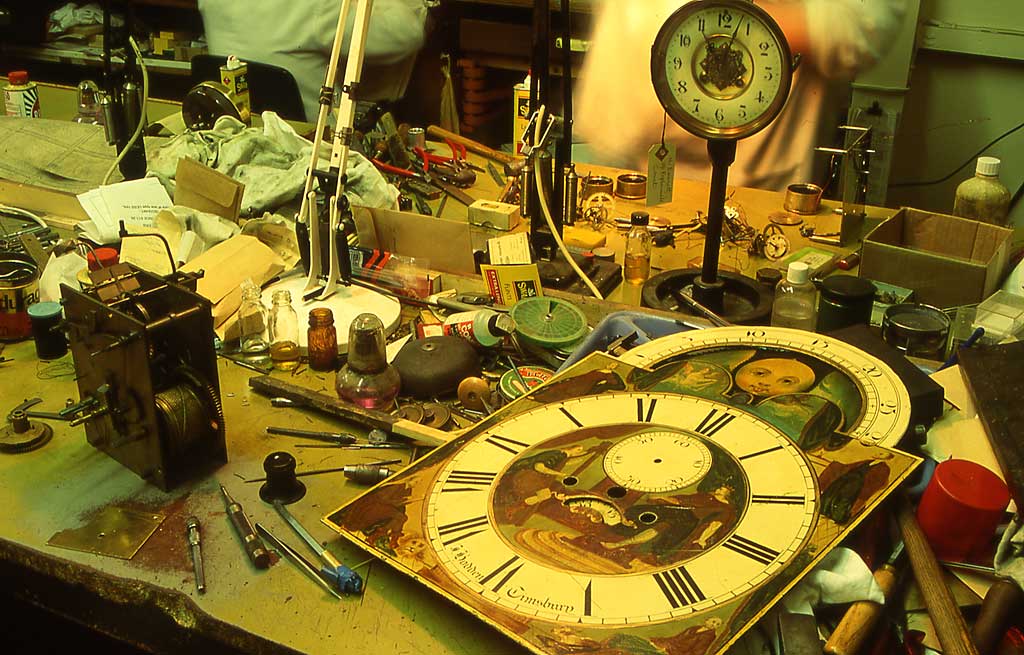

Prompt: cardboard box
xmin=860 ymin=208 xmax=1012 ymax=308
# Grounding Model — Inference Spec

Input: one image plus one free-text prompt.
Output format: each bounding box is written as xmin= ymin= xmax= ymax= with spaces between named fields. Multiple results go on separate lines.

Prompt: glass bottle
xmin=953 ymin=156 xmax=1011 ymax=226
xmin=624 ymin=211 xmax=652 ymax=284
xmin=307 ymin=307 xmax=338 ymax=372
xmin=268 ymin=290 xmax=301 ymax=370
xmin=238 ymin=279 xmax=269 ymax=354
xmin=72 ymin=80 xmax=102 ymax=125
xmin=771 ymin=261 xmax=818 ymax=331
xmin=335 ymin=313 xmax=401 ymax=410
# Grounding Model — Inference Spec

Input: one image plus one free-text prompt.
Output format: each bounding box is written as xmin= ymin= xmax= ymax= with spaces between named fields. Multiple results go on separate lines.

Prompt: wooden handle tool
xmin=426 ymin=125 xmax=518 ymax=165
xmin=973 ymin=578 xmax=1024 ymax=655
xmin=824 ymin=543 xmax=904 ymax=655
xmin=896 ymin=497 xmax=981 ymax=655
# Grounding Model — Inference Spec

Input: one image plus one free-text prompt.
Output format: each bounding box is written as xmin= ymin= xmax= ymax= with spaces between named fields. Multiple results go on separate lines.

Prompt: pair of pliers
xmin=412 ymin=147 xmax=476 ymax=188
xmin=443 ymin=138 xmax=484 ymax=172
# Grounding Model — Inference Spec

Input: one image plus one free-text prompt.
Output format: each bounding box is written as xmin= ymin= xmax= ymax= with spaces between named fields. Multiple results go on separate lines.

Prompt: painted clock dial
xmin=427 ymin=393 xmax=817 ymax=623
xmin=326 ymin=353 xmax=921 ymax=655
xmin=651 ymin=0 xmax=793 ymax=140
xmin=619 ymin=326 xmax=912 ymax=447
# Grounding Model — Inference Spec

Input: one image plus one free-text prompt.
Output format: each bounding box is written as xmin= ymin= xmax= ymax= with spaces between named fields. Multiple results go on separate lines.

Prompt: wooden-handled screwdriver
xmin=825 ymin=542 xmax=905 ymax=655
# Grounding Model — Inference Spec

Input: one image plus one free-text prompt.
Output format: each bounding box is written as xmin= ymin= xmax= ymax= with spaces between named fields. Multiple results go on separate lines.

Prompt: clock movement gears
xmin=750 ymin=224 xmax=790 ymax=260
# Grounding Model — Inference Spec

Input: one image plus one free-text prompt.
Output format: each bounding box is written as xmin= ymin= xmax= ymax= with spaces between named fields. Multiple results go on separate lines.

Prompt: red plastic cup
xmin=916 ymin=459 xmax=1010 ymax=561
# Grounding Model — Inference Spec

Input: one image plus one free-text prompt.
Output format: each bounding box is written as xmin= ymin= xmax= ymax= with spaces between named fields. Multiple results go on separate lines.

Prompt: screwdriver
xmin=266 ymin=426 xmax=357 ymax=445
xmin=185 ymin=517 xmax=206 ymax=594
xmin=220 ymin=485 xmax=270 ymax=569
xmin=825 ymin=541 xmax=904 ymax=655
xmin=272 ymin=500 xmax=363 ymax=595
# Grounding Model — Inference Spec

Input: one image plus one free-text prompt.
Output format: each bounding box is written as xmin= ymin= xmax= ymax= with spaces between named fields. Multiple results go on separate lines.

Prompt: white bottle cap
xmin=977 ymin=156 xmax=1001 ymax=176
xmin=786 ymin=261 xmax=810 ymax=284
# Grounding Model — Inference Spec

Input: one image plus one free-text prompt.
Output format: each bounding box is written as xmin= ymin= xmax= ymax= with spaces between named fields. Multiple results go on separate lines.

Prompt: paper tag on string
xmin=646 ymin=142 xmax=676 ymax=206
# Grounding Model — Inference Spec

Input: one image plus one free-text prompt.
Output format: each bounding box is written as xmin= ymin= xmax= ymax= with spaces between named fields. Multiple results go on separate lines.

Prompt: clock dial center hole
xmin=562 ymin=475 xmax=579 ymax=487
xmin=638 ymin=511 xmax=659 ymax=525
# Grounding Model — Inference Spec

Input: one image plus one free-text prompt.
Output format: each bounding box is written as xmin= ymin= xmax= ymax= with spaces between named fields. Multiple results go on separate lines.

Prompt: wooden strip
xmin=0 ymin=178 xmax=88 ymax=230
xmin=247 ymin=375 xmax=450 ymax=447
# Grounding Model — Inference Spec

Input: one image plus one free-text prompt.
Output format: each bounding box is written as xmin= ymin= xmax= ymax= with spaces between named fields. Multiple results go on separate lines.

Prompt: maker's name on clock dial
xmin=652 ymin=0 xmax=793 ymax=139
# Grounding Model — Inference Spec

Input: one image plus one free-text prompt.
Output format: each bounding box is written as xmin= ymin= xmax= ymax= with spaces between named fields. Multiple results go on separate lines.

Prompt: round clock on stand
xmin=649 ymin=0 xmax=795 ymax=322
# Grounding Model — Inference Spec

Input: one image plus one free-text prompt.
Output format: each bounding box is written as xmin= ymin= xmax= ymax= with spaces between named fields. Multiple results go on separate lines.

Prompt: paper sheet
xmin=76 ymin=177 xmax=173 ymax=243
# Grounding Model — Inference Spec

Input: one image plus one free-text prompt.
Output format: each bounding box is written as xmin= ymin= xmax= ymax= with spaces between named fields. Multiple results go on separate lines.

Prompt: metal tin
xmin=582 ymin=175 xmax=613 ymax=199
xmin=881 ymin=303 xmax=951 ymax=359
xmin=783 ymin=183 xmax=823 ymax=214
xmin=0 ymin=252 xmax=40 ymax=341
xmin=817 ymin=275 xmax=876 ymax=334
xmin=498 ymin=365 xmax=554 ymax=401
xmin=615 ymin=174 xmax=648 ymax=199
xmin=406 ymin=127 xmax=426 ymax=150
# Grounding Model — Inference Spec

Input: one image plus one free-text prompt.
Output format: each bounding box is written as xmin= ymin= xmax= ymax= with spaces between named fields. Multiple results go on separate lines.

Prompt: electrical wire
xmin=0 ymin=204 xmax=47 ymax=229
xmin=889 ymin=119 xmax=1024 ymax=188
xmin=102 ymin=36 xmax=149 ymax=185
xmin=531 ymin=105 xmax=604 ymax=300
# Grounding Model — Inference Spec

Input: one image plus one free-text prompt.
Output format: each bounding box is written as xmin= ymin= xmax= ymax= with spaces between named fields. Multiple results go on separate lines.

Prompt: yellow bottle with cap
xmin=953 ymin=156 xmax=1011 ymax=227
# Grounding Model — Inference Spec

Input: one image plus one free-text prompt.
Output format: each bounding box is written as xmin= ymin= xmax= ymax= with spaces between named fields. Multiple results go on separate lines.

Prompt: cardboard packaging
xmin=860 ymin=208 xmax=1012 ymax=308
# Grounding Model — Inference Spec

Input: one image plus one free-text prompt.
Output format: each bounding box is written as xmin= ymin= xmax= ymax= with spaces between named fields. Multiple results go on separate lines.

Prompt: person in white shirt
xmin=575 ymin=0 xmax=908 ymax=191
xmin=198 ymin=0 xmax=430 ymax=121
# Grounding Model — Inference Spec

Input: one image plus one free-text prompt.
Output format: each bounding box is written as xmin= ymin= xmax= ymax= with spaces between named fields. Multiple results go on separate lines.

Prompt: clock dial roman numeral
xmin=442 ymin=470 xmax=497 ymax=493
xmin=437 ymin=515 xmax=489 ymax=546
xmin=739 ymin=445 xmax=783 ymax=460
xmin=560 ymin=407 xmax=584 ymax=428
xmin=751 ymin=494 xmax=805 ymax=505
xmin=479 ymin=555 xmax=524 ymax=593
xmin=484 ymin=434 xmax=529 ymax=455
xmin=722 ymin=534 xmax=780 ymax=565
xmin=653 ymin=565 xmax=706 ymax=609
xmin=694 ymin=408 xmax=736 ymax=437
xmin=637 ymin=398 xmax=658 ymax=422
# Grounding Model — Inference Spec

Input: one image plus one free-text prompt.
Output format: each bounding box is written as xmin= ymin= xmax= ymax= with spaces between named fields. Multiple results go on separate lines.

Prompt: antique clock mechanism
xmin=649 ymin=0 xmax=796 ymax=323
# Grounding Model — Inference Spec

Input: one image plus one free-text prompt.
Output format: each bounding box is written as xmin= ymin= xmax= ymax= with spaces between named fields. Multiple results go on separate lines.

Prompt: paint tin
xmin=0 ymin=252 xmax=40 ymax=341
xmin=3 ymin=71 xmax=40 ymax=118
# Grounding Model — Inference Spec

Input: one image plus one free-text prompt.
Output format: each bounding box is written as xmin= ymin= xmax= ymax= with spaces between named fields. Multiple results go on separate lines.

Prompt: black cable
xmin=889 ymin=119 xmax=1024 ymax=188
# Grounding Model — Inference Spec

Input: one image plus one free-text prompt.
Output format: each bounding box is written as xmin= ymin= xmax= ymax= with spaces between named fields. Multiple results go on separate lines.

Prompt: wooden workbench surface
xmin=0 ymin=341 xmax=506 ymax=655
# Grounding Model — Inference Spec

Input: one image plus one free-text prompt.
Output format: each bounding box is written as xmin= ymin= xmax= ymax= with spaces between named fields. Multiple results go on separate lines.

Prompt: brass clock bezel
xmin=650 ymin=0 xmax=794 ymax=140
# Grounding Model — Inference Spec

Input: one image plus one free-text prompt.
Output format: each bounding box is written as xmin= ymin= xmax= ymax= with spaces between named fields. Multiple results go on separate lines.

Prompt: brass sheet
xmin=47 ymin=506 xmax=166 ymax=560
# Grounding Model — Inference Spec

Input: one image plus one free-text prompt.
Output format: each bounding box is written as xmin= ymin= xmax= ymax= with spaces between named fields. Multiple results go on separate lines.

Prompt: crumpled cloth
xmin=995 ymin=516 xmax=1024 ymax=578
xmin=147 ymin=111 xmax=398 ymax=217
xmin=47 ymin=3 xmax=120 ymax=36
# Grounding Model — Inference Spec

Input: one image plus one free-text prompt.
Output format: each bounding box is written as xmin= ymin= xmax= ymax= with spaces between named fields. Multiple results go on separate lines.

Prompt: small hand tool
xmin=972 ymin=517 xmax=1024 ymax=655
xmin=342 ymin=463 xmax=395 ymax=485
xmin=254 ymin=522 xmax=343 ymax=600
xmin=825 ymin=542 xmax=905 ymax=655
xmin=266 ymin=426 xmax=357 ymax=445
xmin=185 ymin=517 xmax=206 ymax=594
xmin=220 ymin=485 xmax=270 ymax=569
xmin=272 ymin=500 xmax=363 ymax=595
xmin=246 ymin=459 xmax=403 ymax=481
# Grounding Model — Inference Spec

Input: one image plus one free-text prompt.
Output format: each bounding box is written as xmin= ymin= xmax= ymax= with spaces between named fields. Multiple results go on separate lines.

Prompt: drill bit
xmin=185 ymin=517 xmax=206 ymax=594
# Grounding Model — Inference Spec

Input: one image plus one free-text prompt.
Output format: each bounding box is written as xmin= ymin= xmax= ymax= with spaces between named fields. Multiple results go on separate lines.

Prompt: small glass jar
xmin=307 ymin=308 xmax=338 ymax=371
xmin=269 ymin=290 xmax=301 ymax=370
xmin=335 ymin=313 xmax=400 ymax=409
xmin=238 ymin=279 xmax=270 ymax=354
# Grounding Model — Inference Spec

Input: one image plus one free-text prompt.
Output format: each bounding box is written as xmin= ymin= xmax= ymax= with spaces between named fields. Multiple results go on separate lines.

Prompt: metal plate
xmin=47 ymin=506 xmax=166 ymax=560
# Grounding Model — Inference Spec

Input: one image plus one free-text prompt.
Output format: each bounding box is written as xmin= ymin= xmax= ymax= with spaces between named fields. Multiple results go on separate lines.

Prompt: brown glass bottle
xmin=307 ymin=308 xmax=338 ymax=371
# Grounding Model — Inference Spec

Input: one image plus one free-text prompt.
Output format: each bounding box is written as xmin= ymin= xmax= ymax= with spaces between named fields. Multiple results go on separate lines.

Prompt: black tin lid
xmin=820 ymin=275 xmax=876 ymax=302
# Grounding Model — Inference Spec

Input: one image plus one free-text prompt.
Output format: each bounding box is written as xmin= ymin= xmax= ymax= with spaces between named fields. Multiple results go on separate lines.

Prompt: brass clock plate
xmin=325 ymin=350 xmax=918 ymax=655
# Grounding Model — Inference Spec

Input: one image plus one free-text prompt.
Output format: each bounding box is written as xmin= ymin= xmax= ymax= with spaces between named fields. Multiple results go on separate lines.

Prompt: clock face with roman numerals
xmin=325 ymin=352 xmax=920 ymax=655
xmin=426 ymin=393 xmax=817 ymax=624
xmin=651 ymin=0 xmax=793 ymax=140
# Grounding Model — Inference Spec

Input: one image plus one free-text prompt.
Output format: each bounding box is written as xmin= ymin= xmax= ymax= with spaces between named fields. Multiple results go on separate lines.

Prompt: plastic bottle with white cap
xmin=771 ymin=261 xmax=818 ymax=331
xmin=953 ymin=156 xmax=1011 ymax=227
